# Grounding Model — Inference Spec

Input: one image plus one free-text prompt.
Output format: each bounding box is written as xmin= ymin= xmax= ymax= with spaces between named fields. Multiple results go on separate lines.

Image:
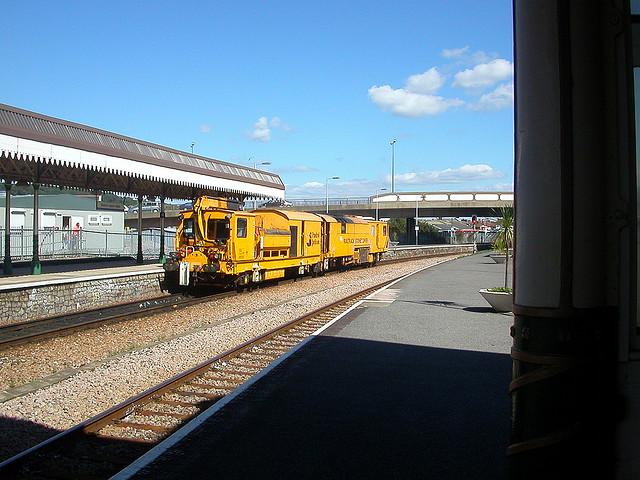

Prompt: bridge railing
xmin=286 ymin=192 xmax=514 ymax=206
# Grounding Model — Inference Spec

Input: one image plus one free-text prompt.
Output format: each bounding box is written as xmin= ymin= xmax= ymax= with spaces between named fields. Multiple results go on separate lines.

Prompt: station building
xmin=0 ymin=103 xmax=285 ymax=273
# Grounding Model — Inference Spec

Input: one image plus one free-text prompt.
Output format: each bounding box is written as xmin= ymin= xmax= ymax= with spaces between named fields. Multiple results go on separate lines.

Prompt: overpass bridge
xmin=284 ymin=191 xmax=513 ymax=218
xmin=124 ymin=191 xmax=514 ymax=230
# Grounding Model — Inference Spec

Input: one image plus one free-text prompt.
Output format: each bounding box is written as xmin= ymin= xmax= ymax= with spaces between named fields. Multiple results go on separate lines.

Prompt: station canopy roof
xmin=0 ymin=103 xmax=285 ymax=200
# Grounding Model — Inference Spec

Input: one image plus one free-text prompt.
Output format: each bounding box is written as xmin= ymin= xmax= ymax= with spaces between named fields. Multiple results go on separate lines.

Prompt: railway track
xmin=0 ymin=251 xmax=462 ymax=349
xmin=0 ymin=279 xmax=392 ymax=479
xmin=0 ymin=291 xmax=233 ymax=349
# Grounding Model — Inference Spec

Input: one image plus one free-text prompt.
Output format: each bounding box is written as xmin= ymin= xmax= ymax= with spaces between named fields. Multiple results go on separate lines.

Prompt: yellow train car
xmin=164 ymin=196 xmax=389 ymax=290
xmin=322 ymin=215 xmax=388 ymax=268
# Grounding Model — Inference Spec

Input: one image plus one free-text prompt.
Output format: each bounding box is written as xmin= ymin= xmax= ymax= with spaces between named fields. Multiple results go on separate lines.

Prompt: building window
xmin=88 ymin=215 xmax=100 ymax=226
xmin=100 ymin=215 xmax=112 ymax=226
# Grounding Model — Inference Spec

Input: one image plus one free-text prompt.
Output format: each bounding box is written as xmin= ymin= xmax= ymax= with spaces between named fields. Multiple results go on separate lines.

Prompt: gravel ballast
xmin=0 ymin=255 xmax=463 ymax=461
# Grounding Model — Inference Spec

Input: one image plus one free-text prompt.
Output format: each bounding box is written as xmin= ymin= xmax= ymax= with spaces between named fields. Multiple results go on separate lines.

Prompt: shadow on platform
xmin=133 ymin=335 xmax=512 ymax=480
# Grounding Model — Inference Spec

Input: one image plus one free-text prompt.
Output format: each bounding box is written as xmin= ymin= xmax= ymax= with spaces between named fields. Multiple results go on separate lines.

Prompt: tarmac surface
xmin=120 ymin=252 xmax=513 ymax=479
xmin=0 ymin=256 xmax=158 ymax=277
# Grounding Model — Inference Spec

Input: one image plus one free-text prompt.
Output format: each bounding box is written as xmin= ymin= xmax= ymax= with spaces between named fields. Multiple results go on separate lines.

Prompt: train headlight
xmin=203 ymin=262 xmax=219 ymax=273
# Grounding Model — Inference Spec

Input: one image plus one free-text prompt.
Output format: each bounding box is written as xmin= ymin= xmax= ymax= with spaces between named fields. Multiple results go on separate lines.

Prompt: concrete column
xmin=136 ymin=194 xmax=143 ymax=264
xmin=3 ymin=182 xmax=12 ymax=275
xmin=511 ymin=2 xmax=619 ymax=478
xmin=159 ymin=195 xmax=166 ymax=264
xmin=31 ymin=183 xmax=41 ymax=274
xmin=404 ymin=218 xmax=415 ymax=245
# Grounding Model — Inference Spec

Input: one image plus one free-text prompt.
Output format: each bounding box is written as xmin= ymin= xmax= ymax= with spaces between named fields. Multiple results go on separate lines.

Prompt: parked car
xmin=130 ymin=201 xmax=161 ymax=213
xmin=261 ymin=199 xmax=293 ymax=208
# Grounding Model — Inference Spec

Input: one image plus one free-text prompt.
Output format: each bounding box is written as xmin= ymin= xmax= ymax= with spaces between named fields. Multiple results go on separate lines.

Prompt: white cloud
xmin=453 ymin=59 xmax=513 ymax=89
xmin=304 ymin=181 xmax=324 ymax=189
xmin=394 ymin=164 xmax=503 ymax=185
xmin=470 ymin=82 xmax=514 ymax=111
xmin=250 ymin=116 xmax=271 ymax=142
xmin=286 ymin=178 xmax=379 ymax=198
xmin=199 ymin=124 xmax=211 ymax=133
xmin=368 ymin=85 xmax=463 ymax=117
xmin=274 ymin=164 xmax=319 ymax=174
xmin=442 ymin=46 xmax=469 ymax=58
xmin=249 ymin=116 xmax=291 ymax=142
xmin=405 ymin=67 xmax=445 ymax=95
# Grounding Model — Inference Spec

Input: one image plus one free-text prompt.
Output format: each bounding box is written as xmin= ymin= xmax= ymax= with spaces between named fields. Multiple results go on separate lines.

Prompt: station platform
xmin=0 ymin=262 xmax=163 ymax=292
xmin=0 ymin=262 xmax=165 ymax=327
xmin=0 ymin=256 xmax=161 ymax=280
xmin=117 ymin=253 xmax=513 ymax=480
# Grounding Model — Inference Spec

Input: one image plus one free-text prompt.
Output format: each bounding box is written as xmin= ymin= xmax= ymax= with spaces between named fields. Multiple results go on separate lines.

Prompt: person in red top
xmin=72 ymin=222 xmax=81 ymax=253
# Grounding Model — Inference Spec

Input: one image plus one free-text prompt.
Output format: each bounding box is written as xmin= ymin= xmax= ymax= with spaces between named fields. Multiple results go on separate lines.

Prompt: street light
xmin=375 ymin=187 xmax=387 ymax=221
xmin=325 ymin=176 xmax=340 ymax=214
xmin=252 ymin=160 xmax=272 ymax=209
xmin=415 ymin=199 xmax=419 ymax=245
xmin=390 ymin=139 xmax=397 ymax=193
xmin=190 ymin=143 xmax=195 ymax=154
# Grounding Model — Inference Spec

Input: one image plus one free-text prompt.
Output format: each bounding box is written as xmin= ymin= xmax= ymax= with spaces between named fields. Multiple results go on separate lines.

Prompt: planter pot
xmin=489 ymin=254 xmax=514 ymax=264
xmin=489 ymin=254 xmax=506 ymax=264
xmin=479 ymin=289 xmax=513 ymax=313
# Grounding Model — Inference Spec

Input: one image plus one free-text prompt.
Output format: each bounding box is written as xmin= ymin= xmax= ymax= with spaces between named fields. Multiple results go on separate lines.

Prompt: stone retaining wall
xmin=0 ymin=273 xmax=166 ymax=327
xmin=384 ymin=244 xmax=475 ymax=261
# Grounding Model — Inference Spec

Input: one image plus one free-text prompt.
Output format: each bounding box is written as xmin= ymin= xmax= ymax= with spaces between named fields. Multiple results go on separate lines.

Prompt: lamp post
xmin=252 ymin=160 xmax=271 ymax=209
xmin=375 ymin=187 xmax=387 ymax=221
xmin=325 ymin=176 xmax=340 ymax=214
xmin=190 ymin=143 xmax=195 ymax=154
xmin=390 ymin=139 xmax=396 ymax=193
xmin=415 ymin=199 xmax=419 ymax=245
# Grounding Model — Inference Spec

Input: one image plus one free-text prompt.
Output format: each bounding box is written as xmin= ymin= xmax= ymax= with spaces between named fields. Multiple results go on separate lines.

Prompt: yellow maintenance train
xmin=163 ymin=196 xmax=389 ymax=290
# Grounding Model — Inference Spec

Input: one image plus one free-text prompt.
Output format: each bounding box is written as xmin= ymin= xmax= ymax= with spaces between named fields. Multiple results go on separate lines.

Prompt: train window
xmin=183 ymin=218 xmax=195 ymax=238
xmin=371 ymin=227 xmax=375 ymax=236
xmin=264 ymin=251 xmax=270 ymax=257
xmin=341 ymin=223 xmax=346 ymax=234
xmin=237 ymin=218 xmax=247 ymax=238
xmin=207 ymin=219 xmax=230 ymax=242
xmin=281 ymin=250 xmax=286 ymax=256
xmin=383 ymin=225 xmax=387 ymax=236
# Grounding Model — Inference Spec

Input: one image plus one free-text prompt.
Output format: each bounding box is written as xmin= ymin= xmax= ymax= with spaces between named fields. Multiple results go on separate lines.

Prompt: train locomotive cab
xmin=164 ymin=196 xmax=248 ymax=289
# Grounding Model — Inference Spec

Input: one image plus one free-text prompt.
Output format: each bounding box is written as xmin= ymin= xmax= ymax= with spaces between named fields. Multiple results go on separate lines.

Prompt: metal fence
xmin=0 ymin=228 xmax=176 ymax=261
xmin=287 ymin=197 xmax=370 ymax=206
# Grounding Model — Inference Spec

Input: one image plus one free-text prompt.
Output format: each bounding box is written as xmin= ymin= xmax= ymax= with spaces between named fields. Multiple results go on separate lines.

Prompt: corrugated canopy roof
xmin=0 ymin=104 xmax=285 ymax=199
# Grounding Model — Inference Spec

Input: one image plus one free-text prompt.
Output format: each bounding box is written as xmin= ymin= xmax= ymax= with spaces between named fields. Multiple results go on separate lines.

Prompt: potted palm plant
xmin=479 ymin=206 xmax=514 ymax=312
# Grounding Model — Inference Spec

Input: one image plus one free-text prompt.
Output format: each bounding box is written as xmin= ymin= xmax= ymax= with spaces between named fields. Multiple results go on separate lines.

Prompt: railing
xmin=0 ymin=228 xmax=176 ymax=261
xmin=286 ymin=192 xmax=514 ymax=206
xmin=391 ymin=230 xmax=499 ymax=246
xmin=287 ymin=197 xmax=371 ymax=206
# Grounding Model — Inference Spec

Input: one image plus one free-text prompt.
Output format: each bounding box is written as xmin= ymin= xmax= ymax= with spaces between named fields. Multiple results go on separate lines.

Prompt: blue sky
xmin=1 ymin=0 xmax=513 ymax=199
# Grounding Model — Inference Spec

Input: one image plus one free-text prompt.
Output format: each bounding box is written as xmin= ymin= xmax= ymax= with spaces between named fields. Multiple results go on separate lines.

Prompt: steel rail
xmin=0 ymin=278 xmax=395 ymax=478
xmin=0 ymin=291 xmax=234 ymax=349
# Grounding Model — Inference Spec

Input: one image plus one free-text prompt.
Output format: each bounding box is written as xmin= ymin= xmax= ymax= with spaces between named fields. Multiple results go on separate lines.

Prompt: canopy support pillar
xmin=3 ymin=182 xmax=12 ymax=275
xmin=136 ymin=194 xmax=143 ymax=264
xmin=159 ymin=195 xmax=166 ymax=264
xmin=31 ymin=183 xmax=41 ymax=275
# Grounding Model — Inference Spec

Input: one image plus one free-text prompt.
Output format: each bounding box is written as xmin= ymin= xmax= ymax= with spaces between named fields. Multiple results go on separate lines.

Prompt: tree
xmin=387 ymin=218 xmax=405 ymax=242
xmin=493 ymin=206 xmax=514 ymax=290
